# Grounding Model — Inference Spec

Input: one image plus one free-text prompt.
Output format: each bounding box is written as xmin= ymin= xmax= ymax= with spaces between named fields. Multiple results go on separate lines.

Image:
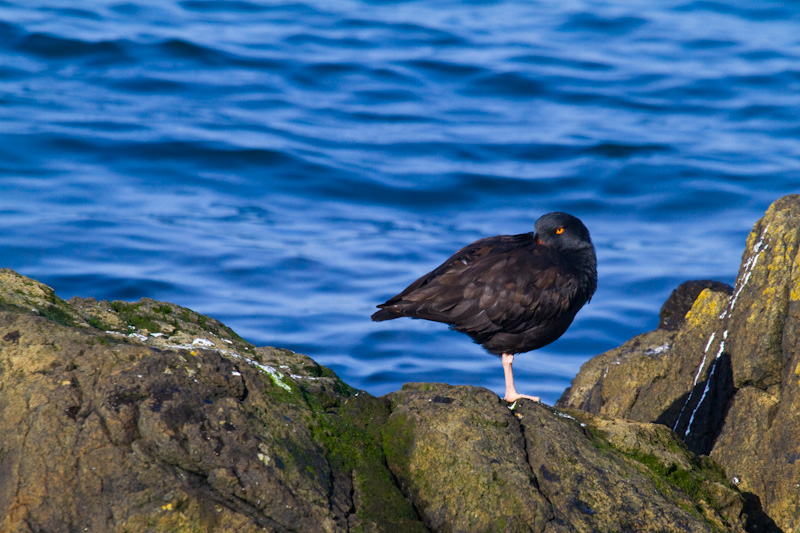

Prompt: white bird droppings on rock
xmin=192 ymin=338 xmax=215 ymax=347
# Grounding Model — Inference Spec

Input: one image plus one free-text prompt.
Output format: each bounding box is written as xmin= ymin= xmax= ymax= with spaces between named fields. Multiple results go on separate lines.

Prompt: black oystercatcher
xmin=372 ymin=212 xmax=597 ymax=403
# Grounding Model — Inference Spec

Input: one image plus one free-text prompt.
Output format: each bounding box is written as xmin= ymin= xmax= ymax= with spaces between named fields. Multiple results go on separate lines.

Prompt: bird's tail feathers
xmin=371 ymin=308 xmax=401 ymax=322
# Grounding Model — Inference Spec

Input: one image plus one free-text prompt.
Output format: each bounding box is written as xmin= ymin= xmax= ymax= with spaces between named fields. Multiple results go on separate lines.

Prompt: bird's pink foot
xmin=502 ymin=353 xmax=540 ymax=403
xmin=503 ymin=391 xmax=541 ymax=403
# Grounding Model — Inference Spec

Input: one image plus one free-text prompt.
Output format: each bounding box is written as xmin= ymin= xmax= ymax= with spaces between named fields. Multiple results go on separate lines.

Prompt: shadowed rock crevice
xmin=741 ymin=492 xmax=782 ymax=533
xmin=657 ymin=351 xmax=735 ymax=456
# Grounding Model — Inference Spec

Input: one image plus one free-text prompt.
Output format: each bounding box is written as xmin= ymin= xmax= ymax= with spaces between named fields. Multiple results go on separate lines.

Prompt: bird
xmin=371 ymin=212 xmax=597 ymax=403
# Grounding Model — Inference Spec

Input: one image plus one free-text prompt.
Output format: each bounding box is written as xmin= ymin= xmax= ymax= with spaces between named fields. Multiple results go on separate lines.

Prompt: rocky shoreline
xmin=1 ymin=195 xmax=798 ymax=532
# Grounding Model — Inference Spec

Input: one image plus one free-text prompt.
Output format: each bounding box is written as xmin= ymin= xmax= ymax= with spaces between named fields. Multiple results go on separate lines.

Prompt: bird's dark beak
xmin=534 ymin=232 xmax=544 ymax=245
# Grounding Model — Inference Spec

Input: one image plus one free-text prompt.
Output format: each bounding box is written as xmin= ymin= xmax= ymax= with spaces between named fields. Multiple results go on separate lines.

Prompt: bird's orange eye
xmin=555 ymin=227 xmax=564 ymax=234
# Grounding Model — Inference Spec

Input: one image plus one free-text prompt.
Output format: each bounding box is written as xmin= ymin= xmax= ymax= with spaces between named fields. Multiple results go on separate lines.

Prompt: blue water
xmin=1 ymin=0 xmax=799 ymax=405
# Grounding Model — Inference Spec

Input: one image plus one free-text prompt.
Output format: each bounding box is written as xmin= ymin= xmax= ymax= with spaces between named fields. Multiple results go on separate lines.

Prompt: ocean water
xmin=1 ymin=0 xmax=798 ymax=405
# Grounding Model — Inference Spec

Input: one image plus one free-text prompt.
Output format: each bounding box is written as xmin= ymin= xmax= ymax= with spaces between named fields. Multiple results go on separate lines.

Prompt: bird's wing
xmin=380 ymin=234 xmax=517 ymax=303
xmin=466 ymin=246 xmax=581 ymax=335
xmin=377 ymin=233 xmax=580 ymax=335
xmin=374 ymin=235 xmax=519 ymax=322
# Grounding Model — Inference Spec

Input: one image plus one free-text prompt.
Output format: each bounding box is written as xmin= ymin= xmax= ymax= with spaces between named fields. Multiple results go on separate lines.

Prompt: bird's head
xmin=534 ymin=212 xmax=594 ymax=255
xmin=535 ymin=211 xmax=597 ymax=300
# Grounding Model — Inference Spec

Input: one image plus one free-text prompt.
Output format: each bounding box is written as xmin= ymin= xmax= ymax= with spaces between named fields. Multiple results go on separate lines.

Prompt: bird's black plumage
xmin=371 ymin=212 xmax=597 ymax=356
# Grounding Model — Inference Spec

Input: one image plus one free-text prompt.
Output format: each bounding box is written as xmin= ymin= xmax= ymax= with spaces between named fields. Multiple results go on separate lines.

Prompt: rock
xmin=0 ymin=268 xmax=749 ymax=531
xmin=558 ymin=194 xmax=800 ymax=532
xmin=382 ymin=384 xmax=556 ymax=532
xmin=557 ymin=286 xmax=735 ymax=446
xmin=659 ymin=280 xmax=733 ymax=331
xmin=0 ymin=268 xmax=422 ymax=532
xmin=384 ymin=384 xmax=745 ymax=532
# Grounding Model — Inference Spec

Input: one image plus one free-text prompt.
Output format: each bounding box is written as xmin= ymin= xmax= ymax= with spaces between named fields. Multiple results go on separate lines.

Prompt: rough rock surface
xmin=559 ymin=194 xmax=800 ymax=533
xmin=385 ymin=384 xmax=745 ymax=532
xmin=0 ymin=269 xmax=420 ymax=532
xmin=0 ymin=268 xmax=748 ymax=532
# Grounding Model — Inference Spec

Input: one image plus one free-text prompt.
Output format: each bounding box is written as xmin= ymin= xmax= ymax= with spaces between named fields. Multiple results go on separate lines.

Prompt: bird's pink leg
xmin=502 ymin=353 xmax=540 ymax=403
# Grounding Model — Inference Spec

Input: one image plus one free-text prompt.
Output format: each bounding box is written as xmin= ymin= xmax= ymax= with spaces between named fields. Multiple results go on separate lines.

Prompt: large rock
xmin=0 ymin=268 xmax=748 ymax=531
xmin=559 ymin=194 xmax=800 ymax=532
xmin=385 ymin=384 xmax=745 ymax=532
xmin=0 ymin=269 xmax=421 ymax=532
